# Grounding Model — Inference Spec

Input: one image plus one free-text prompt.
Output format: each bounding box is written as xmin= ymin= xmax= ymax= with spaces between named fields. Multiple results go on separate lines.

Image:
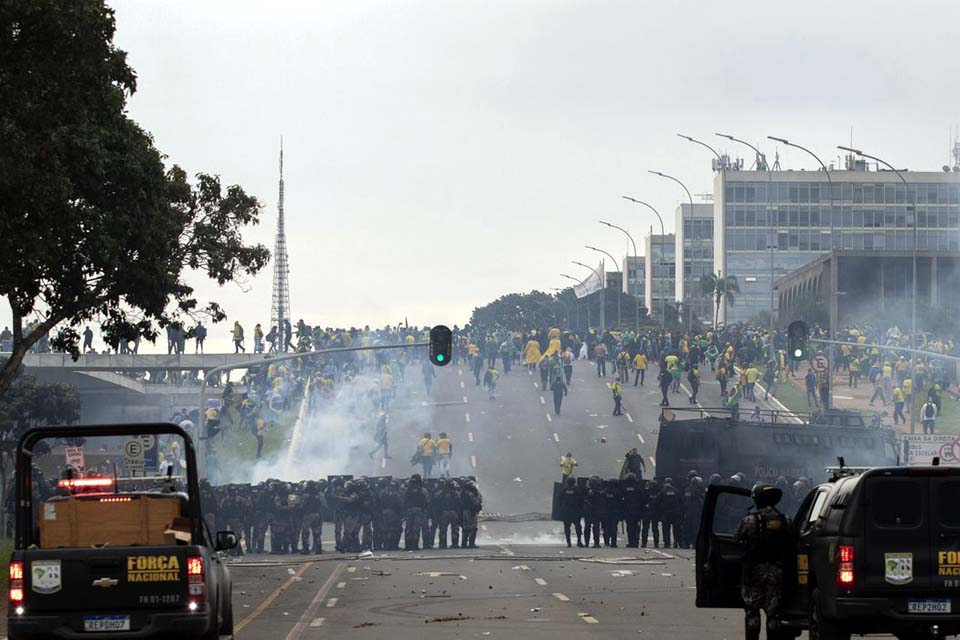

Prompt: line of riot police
xmin=202 ymin=473 xmax=483 ymax=555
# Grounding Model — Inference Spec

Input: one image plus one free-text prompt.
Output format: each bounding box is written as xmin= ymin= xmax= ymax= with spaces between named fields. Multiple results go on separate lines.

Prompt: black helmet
xmin=565 ymin=476 xmax=577 ymax=487
xmin=687 ymin=469 xmax=699 ymax=480
xmin=775 ymin=475 xmax=788 ymax=489
xmin=708 ymin=473 xmax=722 ymax=485
xmin=624 ymin=472 xmax=637 ymax=483
xmin=751 ymin=484 xmax=783 ymax=508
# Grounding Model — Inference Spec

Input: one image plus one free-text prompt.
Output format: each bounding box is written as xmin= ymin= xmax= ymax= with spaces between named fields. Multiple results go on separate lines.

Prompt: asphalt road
xmin=225 ymin=356 xmax=816 ymax=639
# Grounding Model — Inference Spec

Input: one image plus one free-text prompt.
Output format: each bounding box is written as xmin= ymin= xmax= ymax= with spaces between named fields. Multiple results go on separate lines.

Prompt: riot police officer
xmin=436 ymin=479 xmax=461 ymax=549
xmin=583 ymin=476 xmax=603 ymax=548
xmin=735 ymin=484 xmax=792 ymax=640
xmin=459 ymin=479 xmax=482 ymax=549
xmin=557 ymin=476 xmax=584 ymax=548
xmin=655 ymin=477 xmax=683 ymax=548
xmin=403 ymin=474 xmax=428 ymax=550
xmin=378 ymin=480 xmax=403 ymax=550
xmin=621 ymin=473 xmax=644 ymax=548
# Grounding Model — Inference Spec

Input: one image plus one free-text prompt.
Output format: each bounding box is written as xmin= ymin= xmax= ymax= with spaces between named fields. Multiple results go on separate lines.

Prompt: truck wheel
xmin=810 ymin=589 xmax=850 ymax=640
xmin=219 ymin=598 xmax=234 ymax=637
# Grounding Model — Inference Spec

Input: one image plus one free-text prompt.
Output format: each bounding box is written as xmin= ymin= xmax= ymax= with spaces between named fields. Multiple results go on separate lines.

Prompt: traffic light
xmin=429 ymin=325 xmax=452 ymax=366
xmin=787 ymin=320 xmax=808 ymax=361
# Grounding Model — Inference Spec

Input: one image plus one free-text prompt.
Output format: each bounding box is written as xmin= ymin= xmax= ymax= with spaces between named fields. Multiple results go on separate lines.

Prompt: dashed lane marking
xmin=236 ymin=562 xmax=315 ymax=632
xmin=649 ymin=456 xmax=657 ymax=466
xmin=578 ymin=613 xmax=599 ymax=624
xmin=336 ymin=582 xmax=345 ymax=589
xmin=325 ymin=598 xmax=338 ymax=608
xmin=534 ymin=382 xmax=540 ymax=389
xmin=468 ymin=432 xmax=474 ymax=442
xmin=465 ymin=412 xmax=470 ymax=422
xmin=545 ymin=413 xmax=552 ymax=423
xmin=637 ymin=433 xmax=645 ymax=444
xmin=553 ymin=593 xmax=570 ymax=602
xmin=381 ymin=457 xmax=386 ymax=469
xmin=460 ymin=380 xmax=465 ymax=389
xmin=470 ymin=455 xmax=477 ymax=468
xmin=481 ymin=524 xmax=488 ymax=531
xmin=534 ymin=577 xmax=548 ymax=586
xmin=347 ymin=566 xmax=356 ymax=573
xmin=462 ymin=396 xmax=468 ymax=404
xmin=498 ymin=545 xmax=515 ymax=556
xmin=626 ymin=412 xmax=633 ymax=423
xmin=458 ymin=369 xmax=462 ymax=376
xmin=553 ymin=433 xmax=559 ymax=443
xmin=539 ymin=396 xmax=545 ymax=405
xmin=283 ymin=563 xmax=345 ymax=640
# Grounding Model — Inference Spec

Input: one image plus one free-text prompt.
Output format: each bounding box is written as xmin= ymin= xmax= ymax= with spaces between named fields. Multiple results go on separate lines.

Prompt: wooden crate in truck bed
xmin=39 ymin=494 xmax=181 ymax=548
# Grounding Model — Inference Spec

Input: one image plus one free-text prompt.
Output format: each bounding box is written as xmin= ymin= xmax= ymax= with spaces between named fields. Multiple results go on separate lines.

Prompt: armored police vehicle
xmin=698 ymin=465 xmax=960 ymax=640
xmin=655 ymin=407 xmax=900 ymax=483
xmin=8 ymin=423 xmax=236 ymax=639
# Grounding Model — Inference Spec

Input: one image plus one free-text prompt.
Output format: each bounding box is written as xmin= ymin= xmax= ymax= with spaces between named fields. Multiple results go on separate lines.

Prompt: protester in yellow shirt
xmin=560 ymin=452 xmax=578 ymax=480
xmin=435 ymin=432 xmax=453 ymax=477
xmin=416 ymin=432 xmax=437 ymax=478
xmin=633 ymin=352 xmax=647 ymax=386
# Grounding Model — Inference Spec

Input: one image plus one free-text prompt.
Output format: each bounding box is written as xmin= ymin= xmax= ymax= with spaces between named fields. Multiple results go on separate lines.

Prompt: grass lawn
xmin=769 ymin=378 xmax=812 ymax=415
xmin=212 ymin=416 xmax=293 ymax=464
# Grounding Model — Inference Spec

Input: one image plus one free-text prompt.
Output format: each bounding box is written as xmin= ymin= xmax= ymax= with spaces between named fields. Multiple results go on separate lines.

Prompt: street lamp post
xmin=622 ymin=196 xmax=666 ymax=329
xmin=677 ymin=133 xmax=723 ymax=166
xmin=573 ymin=260 xmax=606 ymax=330
xmin=586 ymin=245 xmax=621 ymax=330
xmin=769 ymin=135 xmax=836 ymax=403
xmin=717 ymin=133 xmax=775 ymax=340
xmin=561 ymin=273 xmax=590 ymax=329
xmin=649 ymin=170 xmax=697 ymax=332
xmin=600 ymin=220 xmax=641 ymax=332
xmin=838 ymin=146 xmax=917 ymax=340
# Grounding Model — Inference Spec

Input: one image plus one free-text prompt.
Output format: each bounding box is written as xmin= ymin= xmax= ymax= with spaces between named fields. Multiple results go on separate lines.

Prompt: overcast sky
xmin=8 ymin=0 xmax=960 ymax=351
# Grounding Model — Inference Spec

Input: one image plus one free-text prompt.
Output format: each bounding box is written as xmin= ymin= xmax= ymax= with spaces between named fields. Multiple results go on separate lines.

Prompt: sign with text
xmin=904 ymin=434 xmax=960 ymax=467
xmin=64 ymin=446 xmax=85 ymax=473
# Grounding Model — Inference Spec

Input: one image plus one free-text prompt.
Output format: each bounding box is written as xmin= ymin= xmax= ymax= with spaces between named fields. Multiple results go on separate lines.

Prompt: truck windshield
xmin=28 ymin=433 xmax=190 ymax=549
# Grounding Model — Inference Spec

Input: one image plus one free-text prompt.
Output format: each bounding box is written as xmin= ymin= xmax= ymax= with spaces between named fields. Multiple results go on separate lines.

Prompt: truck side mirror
xmin=216 ymin=530 xmax=239 ymax=551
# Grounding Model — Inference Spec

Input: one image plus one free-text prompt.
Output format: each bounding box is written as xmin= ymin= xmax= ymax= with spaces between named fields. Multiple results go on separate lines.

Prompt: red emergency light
xmin=57 ymin=477 xmax=114 ymax=489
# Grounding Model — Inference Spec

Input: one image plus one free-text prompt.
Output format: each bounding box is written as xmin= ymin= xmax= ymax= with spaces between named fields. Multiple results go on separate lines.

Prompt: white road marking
xmin=578 ymin=613 xmax=599 ymax=624
xmin=381 ymin=457 xmax=386 ymax=469
xmin=498 ymin=545 xmax=515 ymax=556
xmin=460 ymin=380 xmax=465 ymax=389
xmin=467 ymin=432 xmax=474 ymax=442
xmin=834 ymin=394 xmax=854 ymax=400
xmin=637 ymin=433 xmax=645 ymax=444
xmin=462 ymin=396 xmax=468 ymax=403
xmin=534 ymin=382 xmax=540 ymax=389
xmin=281 ymin=562 xmax=345 ymax=640
xmin=481 ymin=524 xmax=488 ymax=531
xmin=325 ymin=598 xmax=338 ymax=608
xmin=539 ymin=396 xmax=545 ymax=405
xmin=458 ymin=369 xmax=462 ymax=376
xmin=545 ymin=413 xmax=552 ymax=423
xmin=336 ymin=582 xmax=345 ymax=589
xmin=347 ymin=566 xmax=356 ymax=573
xmin=553 ymin=592 xmax=570 ymax=602
xmin=626 ymin=412 xmax=633 ymax=423
xmin=470 ymin=455 xmax=477 ymax=468
xmin=553 ymin=433 xmax=559 ymax=443
xmin=534 ymin=577 xmax=547 ymax=586
xmin=465 ymin=412 xmax=470 ymax=422
xmin=649 ymin=456 xmax=657 ymax=466
xmin=309 ymin=618 xmax=325 ymax=628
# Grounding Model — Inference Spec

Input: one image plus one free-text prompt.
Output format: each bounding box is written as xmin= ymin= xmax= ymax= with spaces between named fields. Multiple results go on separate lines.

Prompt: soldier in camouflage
xmin=735 ymin=484 xmax=792 ymax=640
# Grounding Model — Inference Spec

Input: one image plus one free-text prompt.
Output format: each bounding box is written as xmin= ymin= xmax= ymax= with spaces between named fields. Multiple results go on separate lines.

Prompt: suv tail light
xmin=837 ymin=545 xmax=854 ymax=588
xmin=187 ymin=556 xmax=205 ymax=606
xmin=9 ymin=561 xmax=23 ymax=603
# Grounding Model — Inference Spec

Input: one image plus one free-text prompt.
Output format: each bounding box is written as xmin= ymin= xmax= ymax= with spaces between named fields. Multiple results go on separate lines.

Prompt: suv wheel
xmin=810 ymin=589 xmax=850 ymax=640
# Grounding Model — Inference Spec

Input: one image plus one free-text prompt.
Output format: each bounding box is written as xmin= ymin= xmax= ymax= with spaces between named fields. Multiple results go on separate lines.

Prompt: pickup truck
xmin=696 ymin=465 xmax=960 ymax=640
xmin=8 ymin=422 xmax=237 ymax=639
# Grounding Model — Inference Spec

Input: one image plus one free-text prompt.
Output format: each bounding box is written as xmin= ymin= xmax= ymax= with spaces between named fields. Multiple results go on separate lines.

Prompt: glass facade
xmin=677 ymin=203 xmax=714 ymax=324
xmin=646 ymin=235 xmax=675 ymax=318
xmin=717 ymin=174 xmax=960 ymax=324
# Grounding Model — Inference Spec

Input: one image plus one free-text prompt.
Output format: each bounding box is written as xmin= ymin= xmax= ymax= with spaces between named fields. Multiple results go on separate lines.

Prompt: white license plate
xmin=908 ymin=600 xmax=951 ymax=614
xmin=83 ymin=615 xmax=131 ymax=632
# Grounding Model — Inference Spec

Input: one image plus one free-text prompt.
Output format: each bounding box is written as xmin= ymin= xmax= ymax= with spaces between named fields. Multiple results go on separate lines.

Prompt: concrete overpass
xmin=22 ymin=352 xmax=268 ymax=425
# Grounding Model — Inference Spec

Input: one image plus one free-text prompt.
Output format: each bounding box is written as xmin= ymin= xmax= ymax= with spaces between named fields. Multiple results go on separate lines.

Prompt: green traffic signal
xmin=787 ymin=320 xmax=809 ymax=362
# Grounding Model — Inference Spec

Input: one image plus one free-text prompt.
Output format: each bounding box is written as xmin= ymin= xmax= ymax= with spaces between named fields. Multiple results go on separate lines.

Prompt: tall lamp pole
xmin=769 ymin=135 xmax=836 ymax=407
xmin=650 ymin=170 xmax=697 ymax=332
xmin=600 ymin=220 xmax=641 ymax=332
xmin=573 ymin=260 xmax=606 ymax=330
xmin=717 ymin=133 xmax=775 ymax=350
xmin=586 ymin=245 xmax=621 ymax=330
xmin=677 ymin=133 xmax=723 ymax=165
xmin=561 ymin=273 xmax=590 ymax=330
xmin=621 ymin=196 xmax=666 ymax=328
xmin=839 ymin=146 xmax=917 ymax=341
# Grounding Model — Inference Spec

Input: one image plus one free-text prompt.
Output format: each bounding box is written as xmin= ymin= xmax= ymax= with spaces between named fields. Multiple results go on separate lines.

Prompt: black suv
xmin=697 ymin=466 xmax=960 ymax=640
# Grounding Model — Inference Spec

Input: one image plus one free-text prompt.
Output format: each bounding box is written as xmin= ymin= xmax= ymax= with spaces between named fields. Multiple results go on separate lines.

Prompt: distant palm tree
xmin=700 ymin=271 xmax=740 ymax=329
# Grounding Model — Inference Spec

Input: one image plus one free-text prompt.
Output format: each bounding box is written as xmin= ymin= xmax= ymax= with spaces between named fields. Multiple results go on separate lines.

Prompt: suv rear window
xmin=869 ymin=479 xmax=923 ymax=528
xmin=937 ymin=481 xmax=960 ymax=527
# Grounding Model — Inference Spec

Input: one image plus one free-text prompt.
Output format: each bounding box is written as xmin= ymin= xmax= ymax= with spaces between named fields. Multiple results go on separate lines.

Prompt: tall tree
xmin=700 ymin=271 xmax=740 ymax=329
xmin=0 ymin=0 xmax=270 ymax=395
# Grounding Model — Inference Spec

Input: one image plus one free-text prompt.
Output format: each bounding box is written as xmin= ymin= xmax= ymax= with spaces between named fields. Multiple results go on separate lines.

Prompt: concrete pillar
xmin=931 ymin=256 xmax=939 ymax=306
xmin=829 ymin=256 xmax=839 ymax=334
